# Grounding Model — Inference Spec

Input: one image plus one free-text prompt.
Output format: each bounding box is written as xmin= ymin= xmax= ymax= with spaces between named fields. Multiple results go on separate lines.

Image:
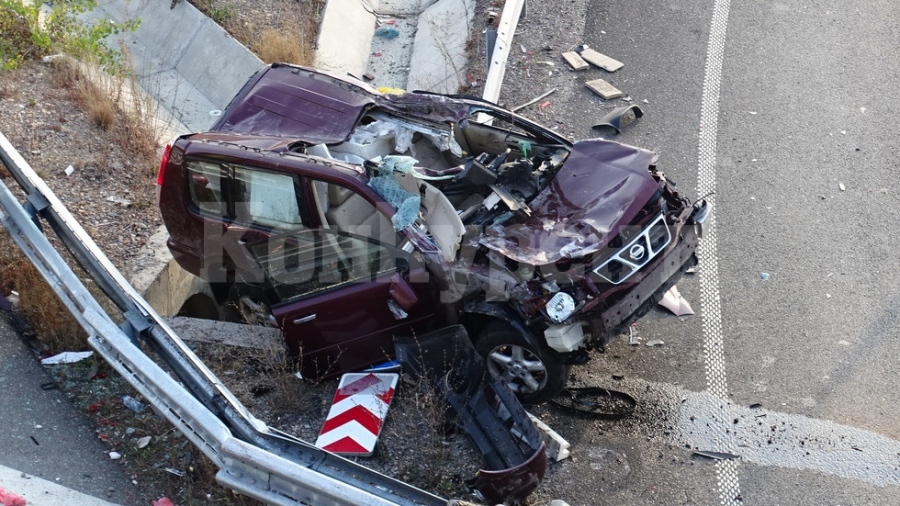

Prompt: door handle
xmin=293 ymin=314 xmax=317 ymax=324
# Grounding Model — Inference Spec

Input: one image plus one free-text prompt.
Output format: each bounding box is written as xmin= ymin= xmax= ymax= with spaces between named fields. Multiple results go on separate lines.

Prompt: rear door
xmin=256 ymin=230 xmax=435 ymax=379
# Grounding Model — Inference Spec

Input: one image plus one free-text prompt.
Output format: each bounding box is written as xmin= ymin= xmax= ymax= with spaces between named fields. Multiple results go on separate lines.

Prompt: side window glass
xmin=234 ymin=166 xmax=304 ymax=230
xmin=250 ymin=231 xmax=398 ymax=303
xmin=186 ymin=161 xmax=225 ymax=215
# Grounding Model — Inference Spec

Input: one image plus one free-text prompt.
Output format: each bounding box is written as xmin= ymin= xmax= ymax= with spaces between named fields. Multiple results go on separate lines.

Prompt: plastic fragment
xmin=645 ymin=339 xmax=664 ymax=347
xmin=374 ymin=27 xmax=399 ymax=39
xmin=40 ymin=351 xmax=93 ymax=365
xmin=136 ymin=436 xmax=152 ymax=448
xmin=838 ymin=182 xmax=845 ymax=191
xmin=0 ymin=486 xmax=27 ymax=506
xmin=658 ymin=285 xmax=694 ymax=316
xmin=64 ymin=164 xmax=74 ymax=177
xmin=121 ymin=395 xmax=145 ymax=413
xmin=109 ymin=451 xmax=121 ymax=460
xmin=760 ymin=272 xmax=770 ymax=280
xmin=152 ymin=498 xmax=175 ymax=506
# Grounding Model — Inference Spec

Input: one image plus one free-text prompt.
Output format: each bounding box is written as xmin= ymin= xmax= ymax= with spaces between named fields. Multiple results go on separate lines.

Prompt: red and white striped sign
xmin=315 ymin=372 xmax=398 ymax=456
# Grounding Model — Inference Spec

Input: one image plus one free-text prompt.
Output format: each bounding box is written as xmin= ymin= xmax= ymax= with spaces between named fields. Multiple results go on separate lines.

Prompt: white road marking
xmin=0 ymin=464 xmax=121 ymax=506
xmin=695 ymin=0 xmax=739 ymax=503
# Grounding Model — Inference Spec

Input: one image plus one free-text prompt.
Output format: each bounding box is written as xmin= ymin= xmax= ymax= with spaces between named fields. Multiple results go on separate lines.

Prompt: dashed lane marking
xmin=695 ymin=0 xmax=739 ymax=503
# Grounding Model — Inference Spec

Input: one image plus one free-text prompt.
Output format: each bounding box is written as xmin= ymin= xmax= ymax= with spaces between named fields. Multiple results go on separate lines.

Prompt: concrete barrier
xmin=84 ymin=0 xmax=263 ymax=132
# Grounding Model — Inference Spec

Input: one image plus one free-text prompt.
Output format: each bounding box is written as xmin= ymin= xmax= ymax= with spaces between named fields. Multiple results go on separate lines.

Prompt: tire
xmin=475 ymin=322 xmax=568 ymax=404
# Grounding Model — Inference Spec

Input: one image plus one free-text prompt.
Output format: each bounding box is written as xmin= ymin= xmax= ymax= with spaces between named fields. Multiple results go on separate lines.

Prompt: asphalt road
xmin=0 ymin=315 xmax=133 ymax=504
xmin=501 ymin=0 xmax=900 ymax=504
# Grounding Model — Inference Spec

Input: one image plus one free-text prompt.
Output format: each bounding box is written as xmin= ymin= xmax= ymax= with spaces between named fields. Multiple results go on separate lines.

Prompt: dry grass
xmin=0 ymin=233 xmax=87 ymax=351
xmin=49 ymin=55 xmax=160 ymax=174
xmin=191 ymin=0 xmax=320 ymax=66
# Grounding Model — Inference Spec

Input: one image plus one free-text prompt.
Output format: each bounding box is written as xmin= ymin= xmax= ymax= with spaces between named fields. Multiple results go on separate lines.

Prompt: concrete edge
xmin=0 ymin=465 xmax=122 ymax=506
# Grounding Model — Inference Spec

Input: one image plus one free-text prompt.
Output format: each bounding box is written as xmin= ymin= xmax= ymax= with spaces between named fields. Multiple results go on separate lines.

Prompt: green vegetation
xmin=0 ymin=0 xmax=139 ymax=71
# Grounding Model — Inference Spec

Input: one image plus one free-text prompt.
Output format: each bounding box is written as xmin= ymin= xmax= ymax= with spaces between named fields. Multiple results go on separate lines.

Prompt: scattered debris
xmin=64 ymin=164 xmax=75 ymax=177
xmin=527 ymin=413 xmax=571 ymax=461
xmin=109 ymin=451 xmax=122 ymax=460
xmin=628 ymin=326 xmax=641 ymax=346
xmin=561 ymin=51 xmax=590 ymax=70
xmin=748 ymin=111 xmax=757 ymax=115
xmin=106 ymin=195 xmax=131 ymax=207
xmin=585 ymin=78 xmax=623 ymax=99
xmin=685 ymin=266 xmax=698 ymax=274
xmin=658 ymin=285 xmax=694 ymax=316
xmin=839 ymin=182 xmax=846 ymax=191
xmin=592 ymin=104 xmax=644 ymax=134
xmin=0 ymin=486 xmax=27 ymax=506
xmin=136 ymin=435 xmax=152 ymax=449
xmin=645 ymin=339 xmax=665 ymax=347
xmin=395 ymin=326 xmax=547 ymax=504
xmin=577 ymin=46 xmax=624 ymax=71
xmin=749 ymin=402 xmax=763 ymax=409
xmin=121 ymin=395 xmax=145 ymax=413
xmin=315 ymin=373 xmax=398 ymax=456
xmin=208 ymin=109 xmax=222 ymax=117
xmin=164 ymin=468 xmax=185 ymax=477
xmin=539 ymin=100 xmax=551 ymax=110
xmin=374 ymin=27 xmax=399 ymax=39
xmin=511 ymin=88 xmax=558 ymax=112
xmin=151 ymin=498 xmax=175 ymax=506
xmin=362 ymin=72 xmax=375 ymax=81
xmin=693 ymin=450 xmax=740 ymax=460
xmin=760 ymin=272 xmax=770 ymax=280
xmin=550 ymin=387 xmax=636 ymax=419
xmin=40 ymin=350 xmax=93 ymax=365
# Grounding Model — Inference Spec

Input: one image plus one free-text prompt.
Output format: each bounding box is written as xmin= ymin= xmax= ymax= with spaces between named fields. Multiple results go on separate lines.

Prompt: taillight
xmin=157 ymin=143 xmax=172 ymax=186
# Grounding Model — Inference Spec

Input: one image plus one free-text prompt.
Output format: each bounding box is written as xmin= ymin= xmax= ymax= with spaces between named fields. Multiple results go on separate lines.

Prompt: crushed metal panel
xmin=477 ymin=139 xmax=660 ymax=265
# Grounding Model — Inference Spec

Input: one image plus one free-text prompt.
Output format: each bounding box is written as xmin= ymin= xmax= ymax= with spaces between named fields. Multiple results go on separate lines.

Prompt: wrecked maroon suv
xmin=158 ymin=63 xmax=709 ymax=403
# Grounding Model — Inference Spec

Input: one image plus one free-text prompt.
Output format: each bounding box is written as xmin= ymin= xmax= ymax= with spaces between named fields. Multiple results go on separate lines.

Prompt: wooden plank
xmin=561 ymin=51 xmax=590 ymax=71
xmin=579 ymin=48 xmax=624 ymax=72
xmin=585 ymin=78 xmax=623 ymax=99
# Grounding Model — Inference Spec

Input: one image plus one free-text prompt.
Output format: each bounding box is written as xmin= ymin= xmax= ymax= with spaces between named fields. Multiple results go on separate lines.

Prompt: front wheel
xmin=475 ymin=322 xmax=568 ymax=404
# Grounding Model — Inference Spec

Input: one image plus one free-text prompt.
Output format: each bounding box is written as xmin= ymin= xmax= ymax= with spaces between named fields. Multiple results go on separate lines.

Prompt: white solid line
xmin=695 ymin=0 xmax=740 ymax=504
xmin=0 ymin=465 xmax=122 ymax=506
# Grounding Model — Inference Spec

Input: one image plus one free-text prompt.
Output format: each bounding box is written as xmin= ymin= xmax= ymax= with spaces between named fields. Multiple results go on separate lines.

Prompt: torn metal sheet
xmin=478 ymin=139 xmax=660 ymax=265
xmin=592 ymin=105 xmax=644 ymax=135
xmin=658 ymin=285 xmax=694 ymax=316
xmin=395 ymin=326 xmax=546 ymax=504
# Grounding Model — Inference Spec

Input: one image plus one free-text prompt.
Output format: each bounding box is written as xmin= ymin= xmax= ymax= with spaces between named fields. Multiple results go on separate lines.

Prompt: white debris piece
xmin=41 ymin=351 xmax=94 ymax=365
xmin=526 ymin=413 xmax=571 ymax=461
xmin=658 ymin=285 xmax=694 ymax=316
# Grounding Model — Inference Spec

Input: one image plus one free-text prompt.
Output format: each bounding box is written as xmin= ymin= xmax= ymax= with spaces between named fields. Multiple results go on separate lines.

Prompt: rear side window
xmin=186 ymin=161 xmax=225 ymax=215
xmin=184 ymin=159 xmax=306 ymax=231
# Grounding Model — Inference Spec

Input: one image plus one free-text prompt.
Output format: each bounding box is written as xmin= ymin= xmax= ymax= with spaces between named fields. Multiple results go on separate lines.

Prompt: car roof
xmin=211 ymin=64 xmax=378 ymax=145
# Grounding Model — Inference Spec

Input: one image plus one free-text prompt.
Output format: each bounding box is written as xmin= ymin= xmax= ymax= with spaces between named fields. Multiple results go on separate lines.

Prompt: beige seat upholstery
xmin=325 ymin=184 xmax=397 ymax=246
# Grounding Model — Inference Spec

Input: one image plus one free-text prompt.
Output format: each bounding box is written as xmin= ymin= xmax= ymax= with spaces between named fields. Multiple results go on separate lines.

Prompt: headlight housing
xmin=546 ymin=292 xmax=576 ymax=323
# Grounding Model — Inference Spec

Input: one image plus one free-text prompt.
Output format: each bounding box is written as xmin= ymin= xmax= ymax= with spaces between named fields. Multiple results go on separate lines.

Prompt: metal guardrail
xmin=0 ymin=131 xmax=448 ymax=506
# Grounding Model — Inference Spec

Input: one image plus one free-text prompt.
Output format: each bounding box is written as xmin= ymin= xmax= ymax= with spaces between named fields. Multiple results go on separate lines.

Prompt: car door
xmin=255 ymin=229 xmax=436 ymax=380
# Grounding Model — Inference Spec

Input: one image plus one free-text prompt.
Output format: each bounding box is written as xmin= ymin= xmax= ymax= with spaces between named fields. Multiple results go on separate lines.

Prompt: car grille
xmin=592 ymin=214 xmax=671 ymax=284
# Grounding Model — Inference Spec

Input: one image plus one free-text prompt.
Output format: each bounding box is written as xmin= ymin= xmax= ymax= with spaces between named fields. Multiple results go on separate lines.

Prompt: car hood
xmin=478 ymin=139 xmax=660 ymax=265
